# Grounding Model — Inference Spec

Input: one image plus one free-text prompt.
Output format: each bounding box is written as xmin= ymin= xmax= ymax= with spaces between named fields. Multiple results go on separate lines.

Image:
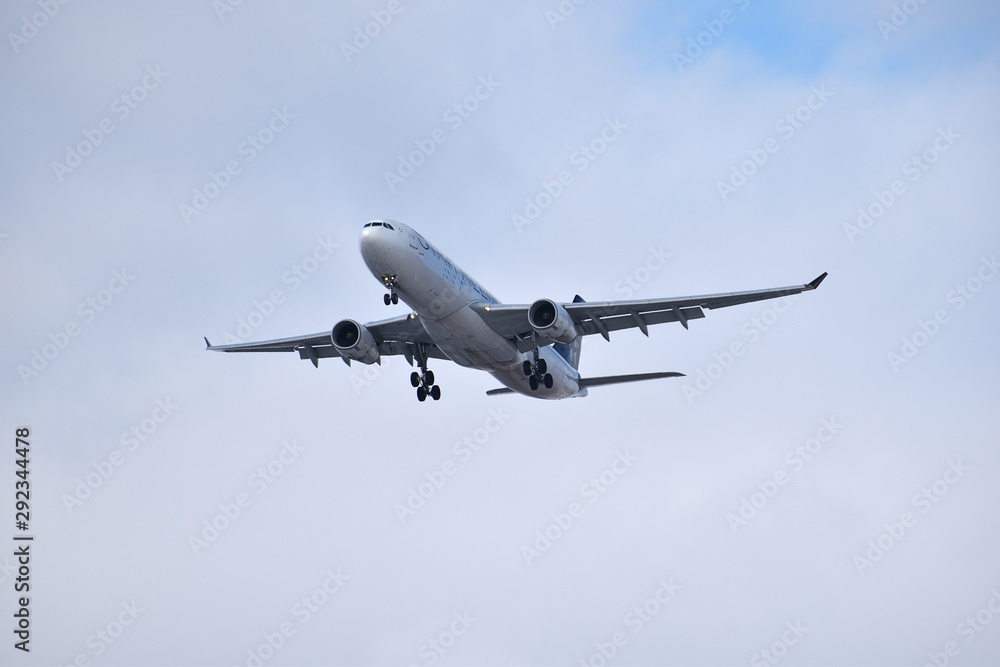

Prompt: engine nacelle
xmin=528 ymin=298 xmax=577 ymax=343
xmin=332 ymin=319 xmax=380 ymax=365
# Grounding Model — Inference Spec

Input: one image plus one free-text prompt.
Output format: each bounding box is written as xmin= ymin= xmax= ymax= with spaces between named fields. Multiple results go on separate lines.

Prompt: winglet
xmin=204 ymin=337 xmax=212 ymax=349
xmin=807 ymin=272 xmax=828 ymax=290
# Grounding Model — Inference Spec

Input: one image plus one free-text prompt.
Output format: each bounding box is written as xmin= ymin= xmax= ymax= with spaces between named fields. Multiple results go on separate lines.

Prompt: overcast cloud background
xmin=2 ymin=1 xmax=999 ymax=665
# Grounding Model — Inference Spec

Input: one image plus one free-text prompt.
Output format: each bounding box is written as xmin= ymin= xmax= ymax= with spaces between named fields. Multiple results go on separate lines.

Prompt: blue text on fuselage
xmin=427 ymin=244 xmax=499 ymax=305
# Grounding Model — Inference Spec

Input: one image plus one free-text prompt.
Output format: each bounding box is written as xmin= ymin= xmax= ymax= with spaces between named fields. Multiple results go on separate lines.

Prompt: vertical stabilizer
xmin=552 ymin=295 xmax=585 ymax=370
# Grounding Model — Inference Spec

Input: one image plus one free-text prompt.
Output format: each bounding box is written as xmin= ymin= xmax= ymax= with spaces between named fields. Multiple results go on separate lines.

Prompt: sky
xmin=2 ymin=1 xmax=999 ymax=665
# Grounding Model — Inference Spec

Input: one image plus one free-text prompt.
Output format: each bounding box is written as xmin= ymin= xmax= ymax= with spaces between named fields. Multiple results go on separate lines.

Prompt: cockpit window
xmin=382 ymin=222 xmax=394 ymax=230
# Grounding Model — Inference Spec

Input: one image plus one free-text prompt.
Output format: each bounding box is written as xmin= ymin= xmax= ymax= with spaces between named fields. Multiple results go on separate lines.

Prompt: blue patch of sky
xmin=619 ymin=0 xmax=841 ymax=78
xmin=872 ymin=4 xmax=1000 ymax=80
xmin=618 ymin=0 xmax=998 ymax=80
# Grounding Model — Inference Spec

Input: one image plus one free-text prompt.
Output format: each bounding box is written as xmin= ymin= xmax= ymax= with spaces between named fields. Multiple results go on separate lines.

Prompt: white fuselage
xmin=358 ymin=220 xmax=584 ymax=399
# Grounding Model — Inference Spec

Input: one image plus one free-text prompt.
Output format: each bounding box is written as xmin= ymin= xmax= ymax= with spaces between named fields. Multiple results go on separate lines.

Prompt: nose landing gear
xmin=382 ymin=276 xmax=399 ymax=305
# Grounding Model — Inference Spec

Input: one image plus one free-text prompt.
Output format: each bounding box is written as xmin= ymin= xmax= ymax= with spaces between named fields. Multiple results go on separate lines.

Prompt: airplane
xmin=206 ymin=220 xmax=826 ymax=401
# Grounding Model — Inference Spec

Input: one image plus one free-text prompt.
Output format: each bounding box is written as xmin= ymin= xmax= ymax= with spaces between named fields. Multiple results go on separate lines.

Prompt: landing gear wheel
xmin=543 ymin=373 xmax=553 ymax=389
xmin=523 ymin=360 xmax=532 ymax=376
xmin=412 ymin=344 xmax=441 ymax=402
xmin=529 ymin=375 xmax=539 ymax=391
xmin=391 ymin=292 xmax=399 ymax=304
xmin=384 ymin=293 xmax=391 ymax=306
xmin=537 ymin=359 xmax=547 ymax=374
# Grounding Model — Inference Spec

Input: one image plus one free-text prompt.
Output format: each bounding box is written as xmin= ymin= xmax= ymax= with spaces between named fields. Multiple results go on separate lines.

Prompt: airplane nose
xmin=359 ymin=221 xmax=383 ymax=250
xmin=359 ymin=224 xmax=375 ymax=255
xmin=358 ymin=220 xmax=400 ymax=264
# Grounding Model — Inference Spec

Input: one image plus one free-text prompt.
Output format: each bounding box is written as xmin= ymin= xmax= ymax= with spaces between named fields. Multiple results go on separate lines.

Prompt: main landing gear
xmin=382 ymin=275 xmax=399 ymax=305
xmin=410 ymin=345 xmax=440 ymax=401
xmin=523 ymin=338 xmax=553 ymax=391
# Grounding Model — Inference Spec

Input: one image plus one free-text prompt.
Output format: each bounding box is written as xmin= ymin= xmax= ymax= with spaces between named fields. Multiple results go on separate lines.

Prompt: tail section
xmin=552 ymin=294 xmax=586 ymax=370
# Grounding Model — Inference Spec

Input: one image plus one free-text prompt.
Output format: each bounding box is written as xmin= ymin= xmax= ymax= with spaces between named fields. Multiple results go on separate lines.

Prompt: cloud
xmin=2 ymin=0 xmax=999 ymax=664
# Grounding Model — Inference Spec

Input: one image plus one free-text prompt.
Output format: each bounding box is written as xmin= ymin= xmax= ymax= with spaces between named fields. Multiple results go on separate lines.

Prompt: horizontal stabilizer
xmin=485 ymin=371 xmax=685 ymax=396
xmin=580 ymin=371 xmax=685 ymax=387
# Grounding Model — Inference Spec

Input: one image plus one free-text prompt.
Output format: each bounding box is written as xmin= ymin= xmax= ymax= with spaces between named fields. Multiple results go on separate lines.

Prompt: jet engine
xmin=332 ymin=319 xmax=380 ymax=365
xmin=528 ymin=299 xmax=578 ymax=343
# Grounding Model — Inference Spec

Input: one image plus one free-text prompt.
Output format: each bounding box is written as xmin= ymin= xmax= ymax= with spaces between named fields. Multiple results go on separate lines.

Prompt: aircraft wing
xmin=205 ymin=312 xmax=446 ymax=366
xmin=473 ymin=272 xmax=827 ymax=348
